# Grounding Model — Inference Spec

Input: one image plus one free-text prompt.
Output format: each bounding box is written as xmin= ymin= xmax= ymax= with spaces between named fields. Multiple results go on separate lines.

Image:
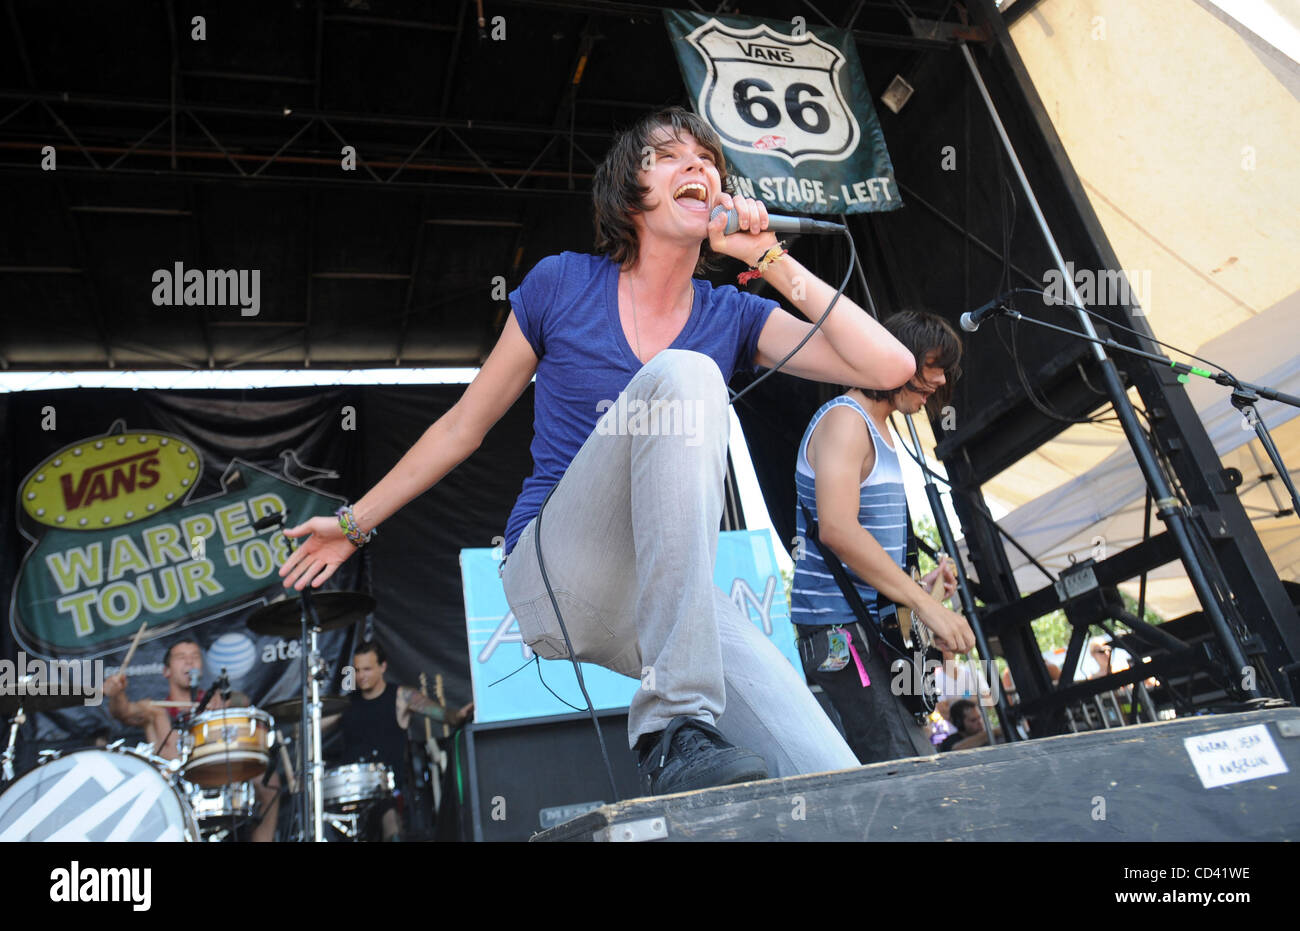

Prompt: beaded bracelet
xmin=336 ymin=504 xmax=376 ymax=548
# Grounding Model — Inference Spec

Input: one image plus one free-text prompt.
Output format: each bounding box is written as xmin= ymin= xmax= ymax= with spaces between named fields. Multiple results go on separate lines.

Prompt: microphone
xmin=960 ymin=293 xmax=1014 ymax=333
xmin=252 ymin=511 xmax=285 ymax=531
xmin=193 ymin=679 xmax=218 ymax=716
xmin=187 ymin=667 xmax=199 ymax=703
xmin=192 ymin=672 xmax=229 ymax=716
xmin=710 ymin=204 xmax=845 ymax=236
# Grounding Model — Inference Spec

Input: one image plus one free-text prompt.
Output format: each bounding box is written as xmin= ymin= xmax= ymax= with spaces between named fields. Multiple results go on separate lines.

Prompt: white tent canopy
xmin=945 ymin=0 xmax=1300 ymax=619
xmin=968 ymin=293 xmax=1300 ymax=617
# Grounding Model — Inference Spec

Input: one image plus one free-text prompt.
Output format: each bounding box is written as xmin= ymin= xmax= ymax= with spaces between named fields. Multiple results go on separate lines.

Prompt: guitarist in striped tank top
xmin=792 ymin=311 xmax=974 ymax=764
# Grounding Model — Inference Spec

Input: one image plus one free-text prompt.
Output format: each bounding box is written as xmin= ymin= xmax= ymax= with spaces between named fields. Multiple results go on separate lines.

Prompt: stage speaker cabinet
xmin=464 ymin=709 xmax=643 ymax=842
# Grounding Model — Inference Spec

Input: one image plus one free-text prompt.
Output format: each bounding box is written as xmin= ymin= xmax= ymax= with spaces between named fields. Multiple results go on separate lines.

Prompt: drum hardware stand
xmin=257 ymin=508 xmax=329 ymax=843
xmin=248 ymin=509 xmax=376 ymax=842
xmin=325 ymin=810 xmax=362 ymax=841
xmin=2 ymin=676 xmax=45 ymax=782
xmin=2 ymin=706 xmax=24 ymax=783
xmin=1229 ymin=385 xmax=1299 ymax=518
xmin=301 ymin=588 xmax=329 ymax=843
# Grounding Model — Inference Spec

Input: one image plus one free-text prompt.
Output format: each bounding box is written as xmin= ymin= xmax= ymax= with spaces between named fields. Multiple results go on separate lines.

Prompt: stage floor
xmin=532 ymin=707 xmax=1300 ymax=842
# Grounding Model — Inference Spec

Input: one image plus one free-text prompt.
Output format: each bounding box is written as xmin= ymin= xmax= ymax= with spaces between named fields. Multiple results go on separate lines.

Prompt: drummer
xmin=323 ymin=638 xmax=473 ymax=841
xmin=104 ymin=637 xmax=281 ymax=843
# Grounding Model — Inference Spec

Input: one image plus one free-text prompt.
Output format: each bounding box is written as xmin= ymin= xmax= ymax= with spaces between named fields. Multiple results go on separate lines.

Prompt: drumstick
xmin=121 ymin=621 xmax=148 ymax=671
xmin=149 ymin=700 xmax=198 ymax=709
xmin=279 ymin=744 xmax=297 ymax=794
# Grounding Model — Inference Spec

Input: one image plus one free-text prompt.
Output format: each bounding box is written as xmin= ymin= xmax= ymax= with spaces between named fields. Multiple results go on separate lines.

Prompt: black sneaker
xmin=635 ymin=716 xmax=769 ymax=796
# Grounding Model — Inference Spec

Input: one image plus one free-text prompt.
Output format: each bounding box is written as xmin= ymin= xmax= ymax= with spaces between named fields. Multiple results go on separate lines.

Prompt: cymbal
xmin=246 ymin=591 xmax=375 ymax=637
xmin=264 ymin=695 xmax=351 ymax=722
xmin=0 ymin=688 xmax=88 ymax=715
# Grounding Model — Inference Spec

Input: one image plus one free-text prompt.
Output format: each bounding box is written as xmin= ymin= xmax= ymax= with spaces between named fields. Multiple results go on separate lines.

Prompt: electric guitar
xmin=875 ymin=555 xmax=951 ymax=719
xmin=419 ymin=672 xmax=447 ymax=812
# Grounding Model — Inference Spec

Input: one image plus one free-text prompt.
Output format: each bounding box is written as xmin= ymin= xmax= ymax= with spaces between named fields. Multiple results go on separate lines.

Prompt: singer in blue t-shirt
xmin=279 ymin=106 xmax=927 ymax=796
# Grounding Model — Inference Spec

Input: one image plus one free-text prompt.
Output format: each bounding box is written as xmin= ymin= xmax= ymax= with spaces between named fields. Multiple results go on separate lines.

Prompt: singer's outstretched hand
xmin=278 ymin=516 xmax=358 ymax=591
xmin=708 ymin=192 xmax=779 ymax=266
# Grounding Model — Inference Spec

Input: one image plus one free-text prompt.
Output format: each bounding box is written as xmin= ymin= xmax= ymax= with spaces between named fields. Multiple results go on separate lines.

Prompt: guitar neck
xmin=418 ymin=673 xmax=433 ymax=742
xmin=434 ymin=673 xmax=449 ymax=739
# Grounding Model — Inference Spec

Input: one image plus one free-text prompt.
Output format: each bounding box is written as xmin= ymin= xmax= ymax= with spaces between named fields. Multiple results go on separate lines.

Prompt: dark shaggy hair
xmin=949 ymin=698 xmax=978 ymax=732
xmin=354 ymin=639 xmax=386 ymax=666
xmin=860 ymin=310 xmax=963 ymax=416
xmin=592 ymin=106 xmax=729 ymax=276
xmin=163 ymin=637 xmax=202 ymax=667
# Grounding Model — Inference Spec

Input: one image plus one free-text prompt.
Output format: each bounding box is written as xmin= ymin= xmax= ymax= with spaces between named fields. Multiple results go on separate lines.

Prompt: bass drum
xmin=0 ymin=748 xmax=199 ymax=842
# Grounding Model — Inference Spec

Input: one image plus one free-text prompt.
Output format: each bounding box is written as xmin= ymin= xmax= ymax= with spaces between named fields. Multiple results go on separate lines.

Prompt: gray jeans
xmin=501 ymin=350 xmax=857 ymax=778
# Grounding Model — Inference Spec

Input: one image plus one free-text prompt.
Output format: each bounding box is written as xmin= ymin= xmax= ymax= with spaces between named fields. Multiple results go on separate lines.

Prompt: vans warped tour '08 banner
xmin=2 ymin=391 xmax=364 ymax=752
xmin=664 ymin=9 xmax=901 ymax=216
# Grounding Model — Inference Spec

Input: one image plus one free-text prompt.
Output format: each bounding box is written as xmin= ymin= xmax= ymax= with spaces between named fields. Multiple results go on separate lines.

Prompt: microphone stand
xmin=992 ymin=306 xmax=1299 ymax=518
xmin=300 ymin=585 xmax=327 ymax=842
xmin=900 ymin=412 xmax=1021 ymax=742
xmin=844 ymin=214 xmax=1018 ymax=741
xmin=845 ymin=214 xmax=1020 ymax=741
xmin=961 ymin=41 xmax=1260 ymax=701
xmin=192 ymin=672 xmax=226 ymax=718
xmin=259 ymin=509 xmax=329 ymax=842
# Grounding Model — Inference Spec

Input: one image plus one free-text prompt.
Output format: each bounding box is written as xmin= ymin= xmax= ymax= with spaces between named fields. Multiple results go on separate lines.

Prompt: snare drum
xmin=321 ymin=762 xmax=395 ymax=813
xmin=186 ymin=780 xmax=258 ymax=837
xmin=0 ymin=748 xmax=199 ymax=842
xmin=182 ymin=706 xmax=275 ymax=787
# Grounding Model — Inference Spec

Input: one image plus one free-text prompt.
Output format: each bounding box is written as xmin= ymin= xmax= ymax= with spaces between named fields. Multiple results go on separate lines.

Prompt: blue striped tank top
xmin=791 ymin=395 xmax=907 ymax=628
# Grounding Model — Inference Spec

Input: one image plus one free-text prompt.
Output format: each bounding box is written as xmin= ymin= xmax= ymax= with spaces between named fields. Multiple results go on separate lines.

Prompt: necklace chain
xmin=627 ymin=273 xmax=691 ymax=365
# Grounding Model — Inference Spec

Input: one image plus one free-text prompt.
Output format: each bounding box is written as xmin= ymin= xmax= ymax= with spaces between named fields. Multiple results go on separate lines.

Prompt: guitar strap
xmin=902 ymin=500 xmax=920 ymax=572
xmin=796 ymin=499 xmax=880 ymax=643
xmin=798 ymin=497 xmax=922 ymax=657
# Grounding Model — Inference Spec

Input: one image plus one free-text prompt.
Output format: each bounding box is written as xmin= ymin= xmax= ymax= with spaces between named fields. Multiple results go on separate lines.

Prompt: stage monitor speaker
xmin=463 ymin=709 xmax=642 ymax=842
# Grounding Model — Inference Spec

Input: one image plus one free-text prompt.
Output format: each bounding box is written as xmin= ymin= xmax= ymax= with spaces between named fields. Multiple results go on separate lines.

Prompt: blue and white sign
xmin=461 ymin=530 xmax=798 ymax=724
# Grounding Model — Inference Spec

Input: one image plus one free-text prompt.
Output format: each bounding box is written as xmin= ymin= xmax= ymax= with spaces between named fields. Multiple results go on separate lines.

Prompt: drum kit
xmin=0 ymin=512 xmax=403 ymax=843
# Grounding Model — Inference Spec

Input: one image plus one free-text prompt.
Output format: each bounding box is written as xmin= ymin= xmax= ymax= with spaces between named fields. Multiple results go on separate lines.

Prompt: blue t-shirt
xmin=503 ymin=251 xmax=778 ymax=555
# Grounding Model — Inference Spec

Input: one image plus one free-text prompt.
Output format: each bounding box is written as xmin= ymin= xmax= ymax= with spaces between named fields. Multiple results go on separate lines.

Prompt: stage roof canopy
xmin=0 ymin=0 xmax=963 ymax=371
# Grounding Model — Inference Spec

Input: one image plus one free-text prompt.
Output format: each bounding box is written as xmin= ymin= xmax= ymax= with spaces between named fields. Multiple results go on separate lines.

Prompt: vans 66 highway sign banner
xmin=664 ymin=9 xmax=901 ymax=216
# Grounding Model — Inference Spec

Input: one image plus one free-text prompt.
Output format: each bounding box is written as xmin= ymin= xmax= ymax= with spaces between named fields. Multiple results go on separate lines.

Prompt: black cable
xmin=153 ymin=721 xmax=179 ymax=758
xmin=988 ymin=161 xmax=1109 ymax=428
xmin=1010 ymin=285 xmax=1263 ymax=547
xmin=889 ymin=412 xmax=1060 ymax=584
xmin=995 ymin=300 xmax=1116 ymax=426
xmin=533 ymin=483 xmax=620 ymax=802
xmin=533 ymin=658 xmax=585 ymax=714
xmin=487 ymin=654 xmax=542 ymax=688
xmin=728 ymin=225 xmax=857 ymax=406
xmin=988 ymin=167 xmax=1123 ymax=430
xmin=1027 ymin=288 xmax=1243 ymax=387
